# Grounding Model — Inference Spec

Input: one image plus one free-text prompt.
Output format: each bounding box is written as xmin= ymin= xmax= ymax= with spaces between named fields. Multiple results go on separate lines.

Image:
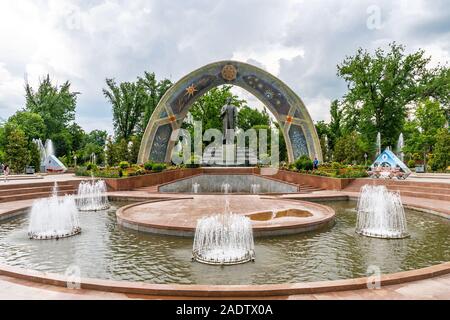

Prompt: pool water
xmin=0 ymin=200 xmax=448 ymax=285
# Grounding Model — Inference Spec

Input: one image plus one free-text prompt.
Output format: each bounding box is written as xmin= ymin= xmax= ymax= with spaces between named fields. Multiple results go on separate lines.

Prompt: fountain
xmin=33 ymin=138 xmax=67 ymax=173
xmin=192 ymin=200 xmax=255 ymax=265
xmin=77 ymin=178 xmax=110 ymax=211
xmin=356 ymin=185 xmax=408 ymax=239
xmin=192 ymin=183 xmax=200 ymax=194
xmin=376 ymin=132 xmax=381 ymax=155
xmin=221 ymin=183 xmax=232 ymax=194
xmin=250 ymin=184 xmax=260 ymax=194
xmin=28 ymin=183 xmax=81 ymax=240
xmin=397 ymin=133 xmax=404 ymax=162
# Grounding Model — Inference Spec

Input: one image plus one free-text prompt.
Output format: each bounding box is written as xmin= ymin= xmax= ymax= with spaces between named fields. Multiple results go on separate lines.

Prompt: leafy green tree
xmin=8 ymin=111 xmax=46 ymax=142
xmin=103 ymin=79 xmax=146 ymax=140
xmin=50 ymin=130 xmax=73 ymax=157
xmin=105 ymin=137 xmax=118 ymax=166
xmin=25 ymin=75 xmax=79 ymax=139
xmin=328 ymin=99 xmax=343 ymax=151
xmin=84 ymin=130 xmax=107 ymax=147
xmin=82 ymin=142 xmax=104 ymax=165
xmin=4 ymin=127 xmax=30 ymax=173
xmin=405 ymin=99 xmax=446 ymax=170
xmin=337 ymin=43 xmax=448 ymax=150
xmin=238 ymin=106 xmax=270 ymax=131
xmin=186 ymin=86 xmax=246 ymax=134
xmin=333 ymin=132 xmax=367 ymax=164
xmin=128 ymin=135 xmax=142 ymax=164
xmin=115 ymin=138 xmax=130 ymax=163
xmin=29 ymin=141 xmax=41 ymax=172
xmin=431 ymin=128 xmax=450 ymax=171
xmin=67 ymin=123 xmax=86 ymax=153
xmin=137 ymin=72 xmax=172 ymax=135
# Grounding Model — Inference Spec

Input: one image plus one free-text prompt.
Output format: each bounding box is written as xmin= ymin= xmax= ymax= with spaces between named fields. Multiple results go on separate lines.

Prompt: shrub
xmin=331 ymin=162 xmax=342 ymax=169
xmin=152 ymin=163 xmax=166 ymax=172
xmin=294 ymin=155 xmax=313 ymax=171
xmin=407 ymin=160 xmax=416 ymax=168
xmin=119 ymin=161 xmax=130 ymax=169
xmin=185 ymin=155 xmax=201 ymax=168
xmin=86 ymin=163 xmax=98 ymax=171
xmin=336 ymin=170 xmax=369 ymax=178
xmin=144 ymin=161 xmax=154 ymax=171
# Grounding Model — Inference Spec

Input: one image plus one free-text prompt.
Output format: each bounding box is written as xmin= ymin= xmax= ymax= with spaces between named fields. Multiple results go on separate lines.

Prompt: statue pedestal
xmin=223 ymin=144 xmax=236 ymax=166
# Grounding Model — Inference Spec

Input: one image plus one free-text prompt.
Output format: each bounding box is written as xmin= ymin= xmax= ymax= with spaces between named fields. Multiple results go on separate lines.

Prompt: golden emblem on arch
xmin=221 ymin=64 xmax=237 ymax=81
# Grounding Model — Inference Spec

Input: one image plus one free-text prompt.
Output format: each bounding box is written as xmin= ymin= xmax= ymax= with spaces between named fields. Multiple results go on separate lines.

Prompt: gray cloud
xmin=0 ymin=0 xmax=448 ymax=133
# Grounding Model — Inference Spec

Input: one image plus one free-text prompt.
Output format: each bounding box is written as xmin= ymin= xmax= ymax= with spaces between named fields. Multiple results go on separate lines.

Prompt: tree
xmin=25 ymin=75 xmax=79 ymax=139
xmin=84 ymin=130 xmax=107 ymax=147
xmin=104 ymin=72 xmax=172 ymax=140
xmin=103 ymin=78 xmax=146 ymax=140
xmin=405 ymin=99 xmax=446 ymax=170
xmin=186 ymin=86 xmax=246 ymax=134
xmin=431 ymin=128 xmax=450 ymax=171
xmin=29 ymin=141 xmax=41 ymax=172
xmin=333 ymin=132 xmax=367 ymax=164
xmin=328 ymin=100 xmax=343 ymax=151
xmin=4 ymin=127 xmax=30 ymax=173
xmin=50 ymin=130 xmax=73 ymax=157
xmin=105 ymin=137 xmax=118 ymax=167
xmin=238 ymin=106 xmax=270 ymax=131
xmin=7 ymin=111 xmax=46 ymax=142
xmin=137 ymin=72 xmax=172 ymax=135
xmin=67 ymin=123 xmax=86 ymax=153
xmin=337 ymin=43 xmax=448 ymax=150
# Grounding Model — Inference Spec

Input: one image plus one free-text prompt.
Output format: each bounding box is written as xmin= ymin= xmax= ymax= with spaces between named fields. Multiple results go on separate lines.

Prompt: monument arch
xmin=138 ymin=60 xmax=322 ymax=164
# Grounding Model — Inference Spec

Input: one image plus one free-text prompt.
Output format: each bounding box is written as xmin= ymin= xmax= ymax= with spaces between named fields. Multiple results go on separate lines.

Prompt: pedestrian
xmin=313 ymin=157 xmax=319 ymax=170
xmin=3 ymin=164 xmax=9 ymax=182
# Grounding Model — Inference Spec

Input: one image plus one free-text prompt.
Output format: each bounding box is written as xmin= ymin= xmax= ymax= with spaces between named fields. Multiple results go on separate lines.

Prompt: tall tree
xmin=404 ymin=99 xmax=446 ymax=170
xmin=103 ymin=79 xmax=146 ymax=140
xmin=4 ymin=127 xmax=30 ymax=173
xmin=7 ymin=111 xmax=46 ymax=142
xmin=25 ymin=75 xmax=79 ymax=139
xmin=337 ymin=42 xmax=447 ymax=150
xmin=137 ymin=72 xmax=172 ymax=135
xmin=328 ymin=100 xmax=343 ymax=151
xmin=238 ymin=106 xmax=270 ymax=131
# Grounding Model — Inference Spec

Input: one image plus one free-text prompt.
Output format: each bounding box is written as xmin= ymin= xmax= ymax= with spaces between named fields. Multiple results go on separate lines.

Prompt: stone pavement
xmin=0 ymin=273 xmax=448 ymax=300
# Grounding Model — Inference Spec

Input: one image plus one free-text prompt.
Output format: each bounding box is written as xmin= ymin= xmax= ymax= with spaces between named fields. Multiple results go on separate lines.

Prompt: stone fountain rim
xmin=0 ymin=194 xmax=448 ymax=297
xmin=115 ymin=196 xmax=336 ymax=237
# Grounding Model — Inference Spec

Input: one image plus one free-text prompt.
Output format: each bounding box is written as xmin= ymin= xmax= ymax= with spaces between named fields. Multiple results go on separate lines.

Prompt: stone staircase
xmin=344 ymin=179 xmax=450 ymax=201
xmin=297 ymin=183 xmax=324 ymax=194
xmin=135 ymin=181 xmax=322 ymax=194
xmin=202 ymin=146 xmax=258 ymax=167
xmin=0 ymin=181 xmax=80 ymax=203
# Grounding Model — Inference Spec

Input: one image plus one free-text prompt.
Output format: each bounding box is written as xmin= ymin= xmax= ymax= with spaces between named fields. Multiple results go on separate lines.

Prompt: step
xmin=0 ymin=185 xmax=76 ymax=197
xmin=397 ymin=190 xmax=450 ymax=202
xmin=345 ymin=178 xmax=450 ymax=189
xmin=0 ymin=189 xmax=78 ymax=203
xmin=0 ymin=181 xmax=79 ymax=191
xmin=345 ymin=183 xmax=449 ymax=195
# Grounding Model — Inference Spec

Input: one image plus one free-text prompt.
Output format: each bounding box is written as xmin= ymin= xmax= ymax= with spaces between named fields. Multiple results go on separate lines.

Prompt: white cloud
xmin=0 ymin=0 xmax=448 ymax=134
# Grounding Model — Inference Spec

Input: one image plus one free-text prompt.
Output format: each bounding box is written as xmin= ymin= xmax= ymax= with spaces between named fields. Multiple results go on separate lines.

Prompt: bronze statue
xmin=220 ymin=97 xmax=237 ymax=143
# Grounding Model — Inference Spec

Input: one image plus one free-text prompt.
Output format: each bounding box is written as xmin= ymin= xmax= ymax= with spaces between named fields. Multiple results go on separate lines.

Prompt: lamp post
xmin=74 ymin=155 xmax=77 ymax=168
xmin=364 ymin=153 xmax=368 ymax=166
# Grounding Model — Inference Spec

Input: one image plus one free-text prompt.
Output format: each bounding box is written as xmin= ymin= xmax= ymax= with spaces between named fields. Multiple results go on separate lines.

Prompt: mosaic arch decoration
xmin=138 ymin=60 xmax=323 ymax=164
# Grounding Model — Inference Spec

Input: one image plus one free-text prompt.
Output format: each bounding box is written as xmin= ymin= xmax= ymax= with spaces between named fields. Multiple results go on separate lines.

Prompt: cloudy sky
xmin=0 ymin=0 xmax=449 ymax=134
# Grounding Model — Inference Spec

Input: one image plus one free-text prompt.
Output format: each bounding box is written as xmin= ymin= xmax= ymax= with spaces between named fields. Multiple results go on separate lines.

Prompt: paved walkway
xmin=0 ymin=273 xmax=448 ymax=300
xmin=0 ymin=173 xmax=84 ymax=185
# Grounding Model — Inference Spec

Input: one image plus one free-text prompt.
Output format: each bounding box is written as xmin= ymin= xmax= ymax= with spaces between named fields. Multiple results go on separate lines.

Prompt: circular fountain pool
xmin=0 ymin=200 xmax=448 ymax=285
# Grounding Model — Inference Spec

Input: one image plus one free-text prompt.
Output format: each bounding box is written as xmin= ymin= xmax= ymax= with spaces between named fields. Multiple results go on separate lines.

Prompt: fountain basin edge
xmin=0 ymin=261 xmax=448 ymax=298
